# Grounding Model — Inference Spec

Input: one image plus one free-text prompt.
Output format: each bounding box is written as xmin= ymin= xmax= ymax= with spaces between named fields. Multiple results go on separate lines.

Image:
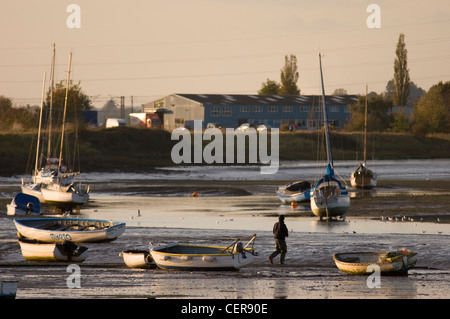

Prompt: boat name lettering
xmin=50 ymin=233 xmax=72 ymax=241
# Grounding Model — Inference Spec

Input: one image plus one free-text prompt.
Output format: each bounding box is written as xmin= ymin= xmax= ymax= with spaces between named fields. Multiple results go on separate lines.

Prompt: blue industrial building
xmin=142 ymin=94 xmax=358 ymax=131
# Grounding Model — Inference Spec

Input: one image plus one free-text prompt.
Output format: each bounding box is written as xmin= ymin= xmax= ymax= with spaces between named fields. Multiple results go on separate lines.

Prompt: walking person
xmin=269 ymin=215 xmax=289 ymax=264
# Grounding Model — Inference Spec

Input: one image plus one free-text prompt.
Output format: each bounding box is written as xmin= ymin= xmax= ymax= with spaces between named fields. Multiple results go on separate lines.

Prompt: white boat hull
xmin=310 ymin=193 xmax=350 ymax=218
xmin=276 ymin=189 xmax=310 ymax=204
xmin=21 ymin=184 xmax=45 ymax=203
xmin=14 ymin=218 xmax=126 ymax=243
xmin=18 ymin=238 xmax=88 ymax=262
xmin=333 ymin=251 xmax=418 ymax=275
xmin=40 ymin=186 xmax=89 ymax=205
xmin=150 ymin=244 xmax=255 ymax=271
xmin=120 ymin=250 xmax=155 ymax=269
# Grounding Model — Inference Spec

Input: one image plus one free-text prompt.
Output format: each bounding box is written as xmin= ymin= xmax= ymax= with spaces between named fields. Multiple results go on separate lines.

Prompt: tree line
xmin=257 ymin=33 xmax=449 ymax=135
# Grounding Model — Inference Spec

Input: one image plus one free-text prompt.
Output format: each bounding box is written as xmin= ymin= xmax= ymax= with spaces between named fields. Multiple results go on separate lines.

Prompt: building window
xmin=313 ymin=107 xmax=320 ymax=112
xmin=301 ymin=106 xmax=310 ymax=112
xmin=253 ymin=106 xmax=262 ymax=112
xmin=175 ymin=118 xmax=185 ymax=124
xmin=240 ymin=106 xmax=250 ymax=112
xmin=268 ymin=106 xmax=278 ymax=112
xmin=222 ymin=106 xmax=232 ymax=117
xmin=211 ymin=106 xmax=220 ymax=117
xmin=329 ymin=106 xmax=339 ymax=112
xmin=283 ymin=106 xmax=293 ymax=112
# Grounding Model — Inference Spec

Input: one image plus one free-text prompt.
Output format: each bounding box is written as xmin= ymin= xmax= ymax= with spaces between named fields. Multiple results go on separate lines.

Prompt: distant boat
xmin=14 ymin=218 xmax=126 ymax=243
xmin=276 ymin=180 xmax=312 ymax=204
xmin=333 ymin=250 xmax=418 ymax=275
xmin=119 ymin=250 xmax=155 ymax=269
xmin=18 ymin=238 xmax=88 ymax=262
xmin=6 ymin=193 xmax=41 ymax=216
xmin=310 ymin=54 xmax=350 ymax=220
xmin=351 ymin=84 xmax=377 ymax=189
xmin=150 ymin=235 xmax=257 ymax=271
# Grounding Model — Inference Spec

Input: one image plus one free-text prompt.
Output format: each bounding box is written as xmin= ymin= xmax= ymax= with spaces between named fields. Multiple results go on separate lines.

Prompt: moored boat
xmin=14 ymin=218 xmax=126 ymax=243
xmin=18 ymin=238 xmax=88 ymax=262
xmin=310 ymin=54 xmax=350 ymax=220
xmin=333 ymin=250 xmax=418 ymax=275
xmin=276 ymin=180 xmax=311 ymax=204
xmin=150 ymin=235 xmax=257 ymax=271
xmin=119 ymin=250 xmax=155 ymax=269
xmin=6 ymin=193 xmax=41 ymax=216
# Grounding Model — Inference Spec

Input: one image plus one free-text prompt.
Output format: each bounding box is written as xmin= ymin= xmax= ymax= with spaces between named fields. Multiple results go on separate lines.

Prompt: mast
xmin=318 ymin=53 xmax=333 ymax=167
xmin=47 ymin=43 xmax=56 ymax=159
xmin=34 ymin=72 xmax=46 ymax=182
xmin=58 ymin=51 xmax=72 ymax=172
xmin=363 ymin=84 xmax=368 ymax=166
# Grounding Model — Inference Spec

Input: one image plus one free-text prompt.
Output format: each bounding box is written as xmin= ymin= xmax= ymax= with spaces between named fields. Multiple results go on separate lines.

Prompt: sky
xmin=1 ymin=0 xmax=449 ymax=109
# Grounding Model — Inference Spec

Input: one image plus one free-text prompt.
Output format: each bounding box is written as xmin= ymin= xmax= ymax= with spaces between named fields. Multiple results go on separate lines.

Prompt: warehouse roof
xmin=175 ymin=93 xmax=358 ymax=106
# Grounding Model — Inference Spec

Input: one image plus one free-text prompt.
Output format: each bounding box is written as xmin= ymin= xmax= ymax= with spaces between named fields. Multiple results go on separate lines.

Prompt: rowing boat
xmin=14 ymin=218 xmax=126 ymax=243
xmin=18 ymin=238 xmax=88 ymax=262
xmin=333 ymin=250 xmax=418 ymax=275
xmin=150 ymin=235 xmax=257 ymax=271
xmin=119 ymin=250 xmax=155 ymax=269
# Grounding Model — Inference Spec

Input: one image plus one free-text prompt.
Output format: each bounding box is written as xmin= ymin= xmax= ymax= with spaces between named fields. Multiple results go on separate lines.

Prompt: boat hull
xmin=333 ymin=251 xmax=418 ymax=275
xmin=276 ymin=181 xmax=311 ymax=204
xmin=120 ymin=250 xmax=155 ymax=269
xmin=18 ymin=238 xmax=88 ymax=262
xmin=21 ymin=184 xmax=45 ymax=203
xmin=40 ymin=187 xmax=89 ymax=205
xmin=310 ymin=193 xmax=350 ymax=218
xmin=14 ymin=218 xmax=126 ymax=243
xmin=350 ymin=171 xmax=377 ymax=189
xmin=150 ymin=244 xmax=255 ymax=271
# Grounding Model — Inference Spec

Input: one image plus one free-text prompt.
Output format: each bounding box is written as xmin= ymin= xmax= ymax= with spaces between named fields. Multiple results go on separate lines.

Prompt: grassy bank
xmin=1 ymin=127 xmax=449 ymax=176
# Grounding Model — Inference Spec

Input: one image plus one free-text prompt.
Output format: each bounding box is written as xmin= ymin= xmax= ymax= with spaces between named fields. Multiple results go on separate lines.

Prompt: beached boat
xmin=350 ymin=84 xmax=377 ymax=189
xmin=6 ymin=193 xmax=41 ymax=216
xmin=18 ymin=238 xmax=88 ymax=262
xmin=276 ymin=180 xmax=311 ymax=204
xmin=150 ymin=235 xmax=257 ymax=271
xmin=333 ymin=250 xmax=418 ymax=275
xmin=310 ymin=54 xmax=350 ymax=220
xmin=119 ymin=250 xmax=155 ymax=269
xmin=14 ymin=218 xmax=126 ymax=243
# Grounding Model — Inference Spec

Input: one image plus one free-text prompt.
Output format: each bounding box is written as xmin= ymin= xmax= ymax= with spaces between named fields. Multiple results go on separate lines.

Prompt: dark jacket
xmin=273 ymin=221 xmax=289 ymax=240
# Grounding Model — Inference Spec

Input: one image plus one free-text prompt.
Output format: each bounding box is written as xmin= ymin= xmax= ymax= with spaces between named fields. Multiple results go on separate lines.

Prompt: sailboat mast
xmin=34 ymin=72 xmax=46 ymax=181
xmin=318 ymin=53 xmax=333 ymax=167
xmin=58 ymin=51 xmax=72 ymax=172
xmin=47 ymin=43 xmax=55 ymax=159
xmin=363 ymin=84 xmax=368 ymax=166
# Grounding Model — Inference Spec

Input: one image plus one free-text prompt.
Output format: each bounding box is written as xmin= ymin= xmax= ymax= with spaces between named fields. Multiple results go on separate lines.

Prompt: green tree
xmin=389 ymin=110 xmax=411 ymax=132
xmin=393 ymin=33 xmax=410 ymax=105
xmin=412 ymin=81 xmax=450 ymax=135
xmin=47 ymin=80 xmax=92 ymax=125
xmin=0 ymin=95 xmax=38 ymax=132
xmin=258 ymin=78 xmax=281 ymax=95
xmin=346 ymin=93 xmax=393 ymax=131
xmin=279 ymin=54 xmax=300 ymax=95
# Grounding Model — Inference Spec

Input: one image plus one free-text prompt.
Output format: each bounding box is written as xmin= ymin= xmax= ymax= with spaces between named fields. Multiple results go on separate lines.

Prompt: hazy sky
xmin=1 ymin=0 xmax=449 ymax=108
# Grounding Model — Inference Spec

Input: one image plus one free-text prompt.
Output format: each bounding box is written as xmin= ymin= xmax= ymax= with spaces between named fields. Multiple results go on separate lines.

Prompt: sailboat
xmin=310 ymin=54 xmax=350 ymax=220
xmin=22 ymin=48 xmax=89 ymax=206
xmin=350 ymin=85 xmax=377 ymax=189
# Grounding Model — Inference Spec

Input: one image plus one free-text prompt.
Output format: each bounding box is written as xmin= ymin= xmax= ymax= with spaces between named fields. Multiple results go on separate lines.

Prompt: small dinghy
xmin=150 ymin=235 xmax=257 ymax=271
xmin=119 ymin=250 xmax=156 ymax=269
xmin=333 ymin=250 xmax=418 ymax=275
xmin=276 ymin=181 xmax=311 ymax=204
xmin=14 ymin=218 xmax=126 ymax=243
xmin=18 ymin=238 xmax=88 ymax=262
xmin=6 ymin=193 xmax=41 ymax=216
